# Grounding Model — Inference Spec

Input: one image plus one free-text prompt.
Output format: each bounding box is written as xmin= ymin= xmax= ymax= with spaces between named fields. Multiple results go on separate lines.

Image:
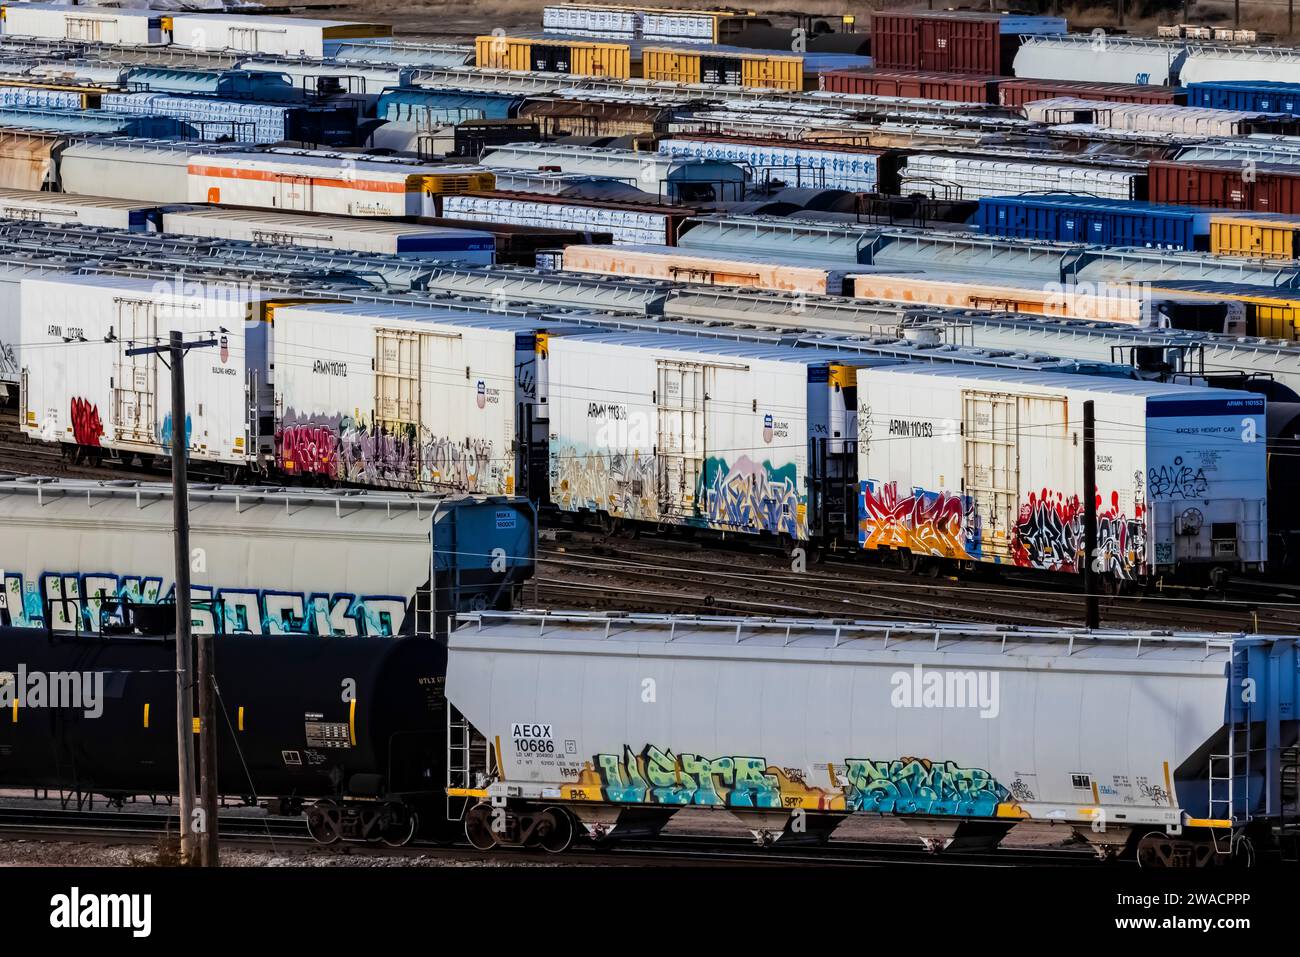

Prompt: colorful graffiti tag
xmin=551 ymin=446 xmax=659 ymax=521
xmin=858 ymin=480 xmax=978 ymax=559
xmin=276 ymin=409 xmax=503 ymax=493
xmin=1 ymin=571 xmax=408 ymax=637
xmin=842 ymin=757 xmax=1009 ymax=816
xmin=1011 ymin=488 xmax=1146 ymax=579
xmin=704 ymin=456 xmax=803 ymax=537
xmin=69 ymin=398 xmax=103 ymax=447
xmin=569 ymin=745 xmax=1016 ymax=818
xmin=1012 ymin=490 xmax=1083 ymax=572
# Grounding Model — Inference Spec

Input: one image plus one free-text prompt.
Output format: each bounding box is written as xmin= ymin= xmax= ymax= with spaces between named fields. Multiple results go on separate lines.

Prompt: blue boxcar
xmin=1186 ymin=81 xmax=1300 ymax=115
xmin=974 ymin=194 xmax=1214 ymax=251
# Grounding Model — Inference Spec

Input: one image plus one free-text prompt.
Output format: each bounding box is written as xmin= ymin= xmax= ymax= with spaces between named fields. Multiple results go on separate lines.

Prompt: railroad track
xmin=535 ymin=532 xmax=1300 ymax=634
xmin=0 ymin=802 xmax=1104 ymax=868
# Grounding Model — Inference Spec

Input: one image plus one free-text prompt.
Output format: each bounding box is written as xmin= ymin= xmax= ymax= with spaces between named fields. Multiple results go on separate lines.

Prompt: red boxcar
xmin=1149 ymin=159 xmax=1300 ymax=213
xmin=869 ymin=10 xmax=1059 ymax=75
xmin=999 ymin=79 xmax=1187 ymax=108
xmin=819 ymin=68 xmax=1002 ymax=104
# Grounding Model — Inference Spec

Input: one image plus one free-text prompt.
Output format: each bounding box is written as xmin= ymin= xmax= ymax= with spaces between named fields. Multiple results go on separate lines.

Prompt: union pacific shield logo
xmin=763 ymin=414 xmax=773 ymax=444
xmin=476 ymin=380 xmax=486 ymax=409
xmin=219 ymin=335 xmax=229 ymax=364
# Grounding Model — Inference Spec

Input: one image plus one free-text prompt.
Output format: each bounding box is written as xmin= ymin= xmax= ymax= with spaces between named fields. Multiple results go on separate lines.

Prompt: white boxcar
xmin=441 ymin=193 xmax=674 ymax=246
xmin=855 ymin=365 xmax=1268 ymax=579
xmin=658 ymin=137 xmax=880 ymax=193
xmin=272 ymin=303 xmax=529 ymax=494
xmin=170 ymin=14 xmax=390 ymax=58
xmin=161 ymin=208 xmax=495 ymax=262
xmin=447 ymin=610 xmax=1289 ymax=855
xmin=0 ymin=187 xmax=162 ymax=231
xmin=1022 ymin=97 xmax=1282 ymax=137
xmin=547 ymin=332 xmax=871 ymax=539
xmin=2 ymin=3 xmax=167 ymax=46
xmin=57 ymin=140 xmax=248 ymax=204
xmin=0 ymin=262 xmax=74 ymax=402
xmin=187 ymin=152 xmax=493 ymax=217
xmin=0 ymin=478 xmax=536 ymax=637
xmin=899 ymin=154 xmax=1143 ymax=201
xmin=19 ymin=274 xmax=291 ymax=467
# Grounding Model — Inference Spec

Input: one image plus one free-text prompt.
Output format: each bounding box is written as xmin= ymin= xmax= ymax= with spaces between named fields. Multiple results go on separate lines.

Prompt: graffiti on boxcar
xmin=567 ymin=744 xmax=1018 ymax=818
xmin=704 ymin=456 xmax=803 ymax=537
xmin=551 ymin=445 xmax=658 ymax=520
xmin=842 ymin=757 xmax=1009 ymax=817
xmin=276 ymin=408 xmax=504 ymax=493
xmin=1012 ymin=489 xmax=1083 ymax=572
xmin=581 ymin=745 xmax=827 ymax=809
xmin=1147 ymin=456 xmax=1208 ymax=500
xmin=69 ymin=397 xmax=103 ymax=447
xmin=1 ymin=571 xmax=408 ymax=637
xmin=858 ymin=480 xmax=979 ymax=559
xmin=158 ymin=412 xmax=192 ymax=453
xmin=1095 ymin=491 xmax=1146 ymax=580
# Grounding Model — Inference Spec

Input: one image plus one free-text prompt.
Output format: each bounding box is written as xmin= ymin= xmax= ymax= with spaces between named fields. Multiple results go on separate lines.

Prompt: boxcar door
xmin=656 ymin=360 xmax=705 ymax=520
xmin=961 ymin=390 xmax=1019 ymax=560
xmin=374 ymin=327 xmax=422 ymax=486
xmin=112 ymin=298 xmax=159 ymax=449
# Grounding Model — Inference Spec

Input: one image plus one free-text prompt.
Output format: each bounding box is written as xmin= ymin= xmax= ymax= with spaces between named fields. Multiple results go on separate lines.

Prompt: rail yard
xmin=0 ymin=0 xmax=1295 ymax=935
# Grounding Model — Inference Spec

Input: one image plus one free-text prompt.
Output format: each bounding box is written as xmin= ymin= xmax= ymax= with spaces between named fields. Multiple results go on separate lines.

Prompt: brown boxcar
xmin=1148 ymin=159 xmax=1300 ymax=214
xmin=869 ymin=10 xmax=1059 ymax=75
xmin=998 ymin=79 xmax=1187 ymax=108
xmin=818 ymin=68 xmax=1001 ymax=104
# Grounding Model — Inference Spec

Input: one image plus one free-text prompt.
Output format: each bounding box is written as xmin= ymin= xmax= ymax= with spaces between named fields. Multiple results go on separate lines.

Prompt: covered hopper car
xmin=446 ymin=610 xmax=1300 ymax=864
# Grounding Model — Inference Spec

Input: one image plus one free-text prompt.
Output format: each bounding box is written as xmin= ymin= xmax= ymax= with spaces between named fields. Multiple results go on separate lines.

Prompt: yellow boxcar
xmin=642 ymin=46 xmax=804 ymax=90
xmin=1209 ymin=214 xmax=1300 ymax=260
xmin=475 ymin=35 xmax=633 ymax=79
xmin=1148 ymin=282 xmax=1300 ymax=340
xmin=420 ymin=171 xmax=497 ymax=195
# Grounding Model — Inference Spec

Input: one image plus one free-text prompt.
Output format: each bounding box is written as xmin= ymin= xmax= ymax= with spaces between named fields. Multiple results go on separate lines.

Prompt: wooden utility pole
xmin=127 ymin=329 xmax=219 ymax=865
xmin=1082 ymin=400 xmax=1101 ymax=630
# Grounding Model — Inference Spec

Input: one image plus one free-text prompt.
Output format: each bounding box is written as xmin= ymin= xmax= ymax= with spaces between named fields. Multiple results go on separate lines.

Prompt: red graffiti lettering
xmin=277 ymin=424 xmax=338 ymax=477
xmin=70 ymin=397 xmax=103 ymax=447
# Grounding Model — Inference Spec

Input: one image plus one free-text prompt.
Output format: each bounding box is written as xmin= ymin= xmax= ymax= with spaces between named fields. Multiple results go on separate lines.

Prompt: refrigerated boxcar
xmin=270 ymin=303 xmax=534 ymax=495
xmin=18 ymin=274 xmax=319 ymax=470
xmin=546 ymin=332 xmax=883 ymax=541
xmin=856 ymin=365 xmax=1268 ymax=581
xmin=187 ymin=152 xmax=496 ymax=217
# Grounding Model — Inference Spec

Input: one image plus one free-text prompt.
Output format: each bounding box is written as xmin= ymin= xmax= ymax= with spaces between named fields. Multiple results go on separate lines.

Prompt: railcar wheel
xmin=382 ymin=812 xmax=419 ymax=848
xmin=536 ymin=807 xmax=575 ymax=854
xmin=464 ymin=802 xmax=499 ymax=851
xmin=305 ymin=799 xmax=342 ymax=846
xmin=1137 ymin=832 xmax=1218 ymax=868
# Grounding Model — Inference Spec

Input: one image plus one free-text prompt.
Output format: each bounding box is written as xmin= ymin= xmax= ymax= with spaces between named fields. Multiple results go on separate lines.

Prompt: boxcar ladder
xmin=445 ymin=705 xmax=491 ymax=822
xmin=1208 ymin=644 xmax=1253 ymax=850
